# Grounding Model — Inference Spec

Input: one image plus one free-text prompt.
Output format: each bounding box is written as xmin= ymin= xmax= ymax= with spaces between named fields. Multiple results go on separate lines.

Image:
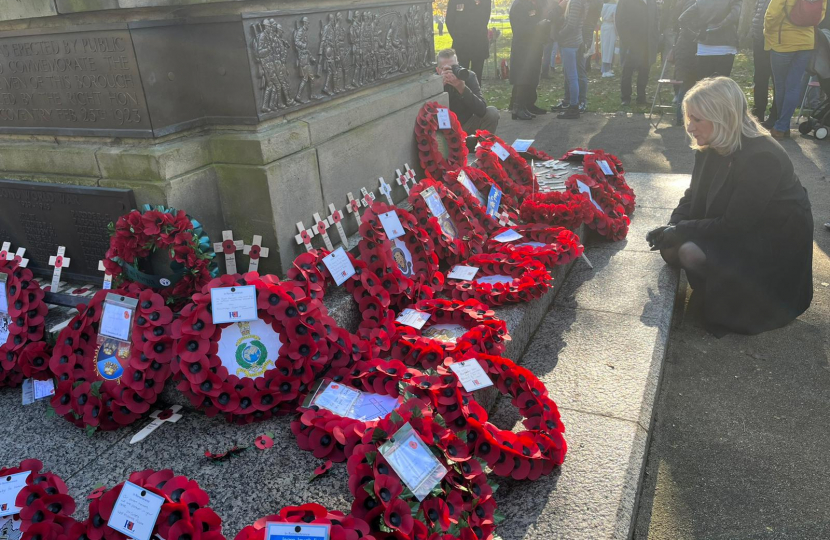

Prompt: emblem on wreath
xmin=233 ymin=321 xmax=271 ymax=377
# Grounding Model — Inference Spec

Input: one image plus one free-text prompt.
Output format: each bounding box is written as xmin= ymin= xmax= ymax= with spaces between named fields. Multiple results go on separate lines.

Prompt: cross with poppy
xmin=295 ymin=221 xmax=316 ymax=252
xmin=498 ymin=212 xmax=511 ymax=227
xmin=0 ymin=242 xmax=10 ymax=261
xmin=313 ymin=212 xmax=334 ymax=251
xmin=129 ymin=404 xmax=183 ymax=444
xmin=345 ymin=193 xmax=363 ymax=228
xmin=213 ymin=230 xmax=244 ymax=275
xmin=243 ymin=235 xmax=270 ymax=273
xmin=394 ymin=168 xmax=411 ymax=195
xmin=98 ymin=261 xmax=113 ymax=290
xmin=327 ymin=203 xmax=348 ymax=246
xmin=48 ymin=246 xmax=71 ymax=293
xmin=404 ymin=163 xmax=418 ymax=186
xmin=360 ymin=187 xmax=375 ymax=208
xmin=378 ymin=177 xmax=394 ymax=205
xmin=8 ymin=247 xmax=28 ymax=268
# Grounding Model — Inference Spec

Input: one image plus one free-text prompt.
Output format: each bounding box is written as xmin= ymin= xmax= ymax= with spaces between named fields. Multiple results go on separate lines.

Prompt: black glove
xmin=653 ymin=225 xmax=680 ymax=251
xmin=646 ymin=225 xmax=670 ymax=248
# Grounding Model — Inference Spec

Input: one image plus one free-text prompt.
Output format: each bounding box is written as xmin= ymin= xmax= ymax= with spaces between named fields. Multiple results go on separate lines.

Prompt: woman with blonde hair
xmin=647 ymin=77 xmax=813 ymax=335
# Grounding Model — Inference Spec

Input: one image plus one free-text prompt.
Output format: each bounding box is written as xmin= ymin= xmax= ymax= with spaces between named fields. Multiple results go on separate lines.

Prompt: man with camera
xmin=436 ymin=48 xmax=500 ymax=133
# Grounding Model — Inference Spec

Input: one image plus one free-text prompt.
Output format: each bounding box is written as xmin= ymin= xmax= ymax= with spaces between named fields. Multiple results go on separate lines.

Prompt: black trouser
xmin=696 ymin=54 xmax=735 ymax=79
xmin=621 ymin=43 xmax=649 ymax=102
xmin=752 ymin=39 xmax=776 ymax=122
xmin=457 ymin=53 xmax=486 ymax=86
xmin=511 ymin=84 xmax=538 ymax=110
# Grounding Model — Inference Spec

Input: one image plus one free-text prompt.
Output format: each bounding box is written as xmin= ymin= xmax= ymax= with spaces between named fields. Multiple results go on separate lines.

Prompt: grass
xmin=434 ymin=23 xmax=757 ymax=115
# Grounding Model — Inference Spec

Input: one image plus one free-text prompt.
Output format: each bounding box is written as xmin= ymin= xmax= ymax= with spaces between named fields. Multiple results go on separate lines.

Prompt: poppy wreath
xmin=446 ymin=168 xmax=522 ymax=236
xmin=291 ymin=358 xmax=418 ymax=462
xmin=579 ymin=152 xmax=636 ymax=215
xmin=82 ymin=469 xmax=224 ymax=540
xmin=0 ymin=256 xmax=49 ymax=387
xmin=524 ymin=146 xmax=556 ymax=161
xmin=357 ymin=202 xmax=444 ymax=311
xmin=407 ymin=178 xmax=487 ymax=265
xmin=390 ymin=299 xmax=508 ymax=370
xmin=415 ymin=101 xmax=469 ymax=180
xmin=474 ymin=132 xmax=539 ymax=202
xmin=2 ymin=459 xmax=77 ymax=540
xmin=171 ymin=273 xmax=350 ymax=423
xmin=413 ymin=354 xmax=567 ymax=480
xmin=484 ymin=224 xmax=584 ymax=268
xmin=348 ymin=397 xmax=500 ymax=540
xmin=565 ymin=175 xmax=631 ymax=242
xmin=445 ymin=253 xmax=553 ymax=306
xmin=49 ymin=284 xmax=174 ymax=432
xmin=235 ymin=504 xmax=375 ymax=540
xmin=102 ymin=205 xmax=219 ymax=309
xmin=518 ymin=190 xmax=595 ymax=230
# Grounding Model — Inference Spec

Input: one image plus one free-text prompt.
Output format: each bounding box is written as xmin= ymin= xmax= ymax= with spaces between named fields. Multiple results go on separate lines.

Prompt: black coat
xmin=509 ymin=0 xmax=551 ymax=85
xmin=446 ymin=0 xmax=492 ymax=61
xmin=616 ymin=0 xmax=659 ymax=64
xmin=678 ymin=0 xmax=742 ymax=48
xmin=670 ymin=135 xmax=813 ymax=334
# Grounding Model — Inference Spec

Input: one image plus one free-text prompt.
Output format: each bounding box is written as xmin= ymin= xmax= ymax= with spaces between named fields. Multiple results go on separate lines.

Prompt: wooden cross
xmin=130 ymin=405 xmax=183 ymax=444
xmin=0 ymin=242 xmax=10 ymax=261
xmin=346 ymin=193 xmax=363 ymax=228
xmin=48 ymin=246 xmax=70 ymax=293
xmin=360 ymin=187 xmax=375 ymax=208
xmin=213 ymin=230 xmax=244 ymax=275
xmin=313 ymin=213 xmax=334 ymax=251
xmin=395 ymin=168 xmax=411 ymax=195
xmin=404 ymin=163 xmax=418 ymax=185
xmin=378 ymin=177 xmax=394 ymax=204
xmin=295 ymin=221 xmax=316 ymax=252
xmin=498 ymin=212 xmax=511 ymax=227
xmin=327 ymin=203 xmax=348 ymax=246
xmin=243 ymin=235 xmax=270 ymax=273
xmin=98 ymin=261 xmax=113 ymax=290
xmin=10 ymin=248 xmax=28 ymax=268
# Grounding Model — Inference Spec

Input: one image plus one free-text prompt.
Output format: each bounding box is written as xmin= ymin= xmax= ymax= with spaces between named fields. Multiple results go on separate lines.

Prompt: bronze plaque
xmin=0 ymin=27 xmax=152 ymax=137
xmin=0 ymin=180 xmax=135 ymax=281
xmin=243 ymin=2 xmax=435 ymax=121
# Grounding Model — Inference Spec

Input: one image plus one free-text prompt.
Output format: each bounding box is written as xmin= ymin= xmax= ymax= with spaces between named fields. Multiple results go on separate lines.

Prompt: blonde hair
xmin=682 ymin=77 xmax=767 ymax=155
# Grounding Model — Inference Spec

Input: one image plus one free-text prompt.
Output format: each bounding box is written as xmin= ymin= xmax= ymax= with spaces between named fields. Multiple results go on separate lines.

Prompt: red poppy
xmin=255 ymin=434 xmax=274 ymax=450
xmin=311 ymin=460 xmax=332 ymax=479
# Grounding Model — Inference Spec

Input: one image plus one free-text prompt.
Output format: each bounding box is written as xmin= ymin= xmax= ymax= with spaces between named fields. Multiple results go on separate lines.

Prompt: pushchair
xmin=797 ymin=28 xmax=830 ymax=140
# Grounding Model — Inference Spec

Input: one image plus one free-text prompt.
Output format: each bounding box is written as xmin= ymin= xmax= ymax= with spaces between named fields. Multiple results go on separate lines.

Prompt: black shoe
xmin=557 ymin=106 xmax=580 ymax=119
xmin=512 ymin=108 xmax=534 ymax=120
xmin=528 ymin=104 xmax=548 ymax=115
xmin=578 ymin=102 xmax=587 ymax=113
xmin=550 ymin=100 xmax=568 ymax=112
xmin=621 ymin=99 xmax=631 ymax=107
xmin=761 ymin=119 xmax=775 ymax=129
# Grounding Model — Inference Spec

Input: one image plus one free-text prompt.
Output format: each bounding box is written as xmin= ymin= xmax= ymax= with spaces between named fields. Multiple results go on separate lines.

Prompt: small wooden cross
xmin=295 ymin=221 xmax=316 ymax=252
xmin=404 ymin=163 xmax=418 ymax=185
xmin=0 ymin=242 xmax=10 ymax=261
xmin=11 ymin=248 xmax=28 ymax=268
xmin=498 ymin=212 xmax=513 ymax=227
xmin=243 ymin=235 xmax=270 ymax=273
xmin=378 ymin=177 xmax=394 ymax=204
xmin=130 ymin=405 xmax=184 ymax=444
xmin=48 ymin=246 xmax=70 ymax=293
xmin=360 ymin=187 xmax=375 ymax=208
xmin=346 ymin=193 xmax=363 ymax=228
xmin=395 ymin=168 xmax=411 ymax=195
xmin=327 ymin=203 xmax=348 ymax=246
xmin=213 ymin=230 xmax=244 ymax=275
xmin=98 ymin=261 xmax=113 ymax=290
xmin=313 ymin=213 xmax=334 ymax=251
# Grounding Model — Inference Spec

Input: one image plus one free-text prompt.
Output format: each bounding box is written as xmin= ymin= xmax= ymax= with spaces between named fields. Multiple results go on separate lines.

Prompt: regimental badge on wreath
xmin=94 ymin=337 xmax=131 ymax=382
xmin=228 ymin=321 xmax=275 ymax=379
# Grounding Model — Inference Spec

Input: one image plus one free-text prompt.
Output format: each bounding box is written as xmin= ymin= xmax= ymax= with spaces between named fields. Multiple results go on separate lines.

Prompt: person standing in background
xmin=600 ymin=0 xmax=618 ymax=76
xmin=617 ymin=0 xmax=659 ymax=105
xmin=583 ymin=0 xmax=604 ymax=72
xmin=672 ymin=0 xmax=699 ymax=124
xmin=555 ymin=0 xmax=589 ymax=118
xmin=764 ymin=0 xmax=827 ymax=138
xmin=509 ymin=0 xmax=552 ymax=119
xmin=446 ymin=0 xmax=492 ymax=85
xmin=751 ymin=0 xmax=776 ymax=124
xmin=678 ymin=0 xmax=741 ymax=79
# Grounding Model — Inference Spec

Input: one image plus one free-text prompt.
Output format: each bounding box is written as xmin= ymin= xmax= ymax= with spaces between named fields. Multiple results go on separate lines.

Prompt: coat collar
xmin=705 ymin=150 xmax=734 ymax=210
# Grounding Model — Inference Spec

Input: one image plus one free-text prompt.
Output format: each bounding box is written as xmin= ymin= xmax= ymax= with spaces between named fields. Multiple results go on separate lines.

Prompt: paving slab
xmin=624 ymin=173 xmax=689 ymax=211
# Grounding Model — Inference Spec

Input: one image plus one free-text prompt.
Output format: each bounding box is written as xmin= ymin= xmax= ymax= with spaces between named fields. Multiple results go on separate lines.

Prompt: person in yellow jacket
xmin=764 ymin=0 xmax=827 ymax=138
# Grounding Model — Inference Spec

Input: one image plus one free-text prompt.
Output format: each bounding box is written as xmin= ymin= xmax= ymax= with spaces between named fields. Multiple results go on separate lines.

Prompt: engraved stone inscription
xmin=0 ymin=30 xmax=151 ymax=134
xmin=245 ymin=2 xmax=434 ymax=120
xmin=0 ymin=180 xmax=135 ymax=280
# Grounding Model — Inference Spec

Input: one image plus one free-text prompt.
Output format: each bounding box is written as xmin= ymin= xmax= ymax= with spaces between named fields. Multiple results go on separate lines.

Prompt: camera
xmin=451 ymin=64 xmax=471 ymax=82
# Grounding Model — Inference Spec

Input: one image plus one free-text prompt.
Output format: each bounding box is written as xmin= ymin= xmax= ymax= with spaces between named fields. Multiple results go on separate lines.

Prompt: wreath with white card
xmin=565 ymin=174 xmax=631 ymax=242
xmin=581 ymin=151 xmax=636 ymax=215
xmin=445 ymin=253 xmax=553 ymax=306
xmin=0 ymin=256 xmax=49 ymax=387
xmin=474 ymin=132 xmax=539 ymax=203
xmin=49 ymin=284 xmax=175 ymax=432
xmin=415 ymin=101 xmax=468 ymax=181
xmin=484 ymin=224 xmax=585 ymax=268
xmin=390 ymin=299 xmax=508 ymax=370
xmin=518 ymin=190 xmax=595 ymax=230
xmin=444 ymin=168 xmax=519 ymax=235
xmin=236 ymin=504 xmax=374 ymax=540
xmin=171 ymin=273 xmax=351 ymax=423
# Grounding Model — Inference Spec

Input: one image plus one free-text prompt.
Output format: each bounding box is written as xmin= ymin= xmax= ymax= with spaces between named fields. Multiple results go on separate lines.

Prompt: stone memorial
xmin=0 ymin=0 xmax=445 ymax=274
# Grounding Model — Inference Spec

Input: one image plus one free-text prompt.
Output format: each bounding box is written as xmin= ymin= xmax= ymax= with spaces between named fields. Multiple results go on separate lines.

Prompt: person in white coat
xmin=600 ymin=1 xmax=617 ymax=76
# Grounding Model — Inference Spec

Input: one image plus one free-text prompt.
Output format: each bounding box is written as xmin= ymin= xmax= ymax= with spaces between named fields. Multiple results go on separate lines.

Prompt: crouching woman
xmin=647 ymin=76 xmax=813 ymax=335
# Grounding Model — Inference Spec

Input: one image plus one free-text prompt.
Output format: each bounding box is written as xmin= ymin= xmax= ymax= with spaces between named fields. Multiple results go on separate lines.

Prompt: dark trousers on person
xmin=511 ymin=84 xmax=538 ymax=110
xmin=621 ymin=43 xmax=649 ymax=103
xmin=696 ymin=54 xmax=735 ymax=79
xmin=752 ymin=39 xmax=776 ymax=122
xmin=457 ymin=54 xmax=486 ymax=87
xmin=563 ymin=44 xmax=588 ymax=105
